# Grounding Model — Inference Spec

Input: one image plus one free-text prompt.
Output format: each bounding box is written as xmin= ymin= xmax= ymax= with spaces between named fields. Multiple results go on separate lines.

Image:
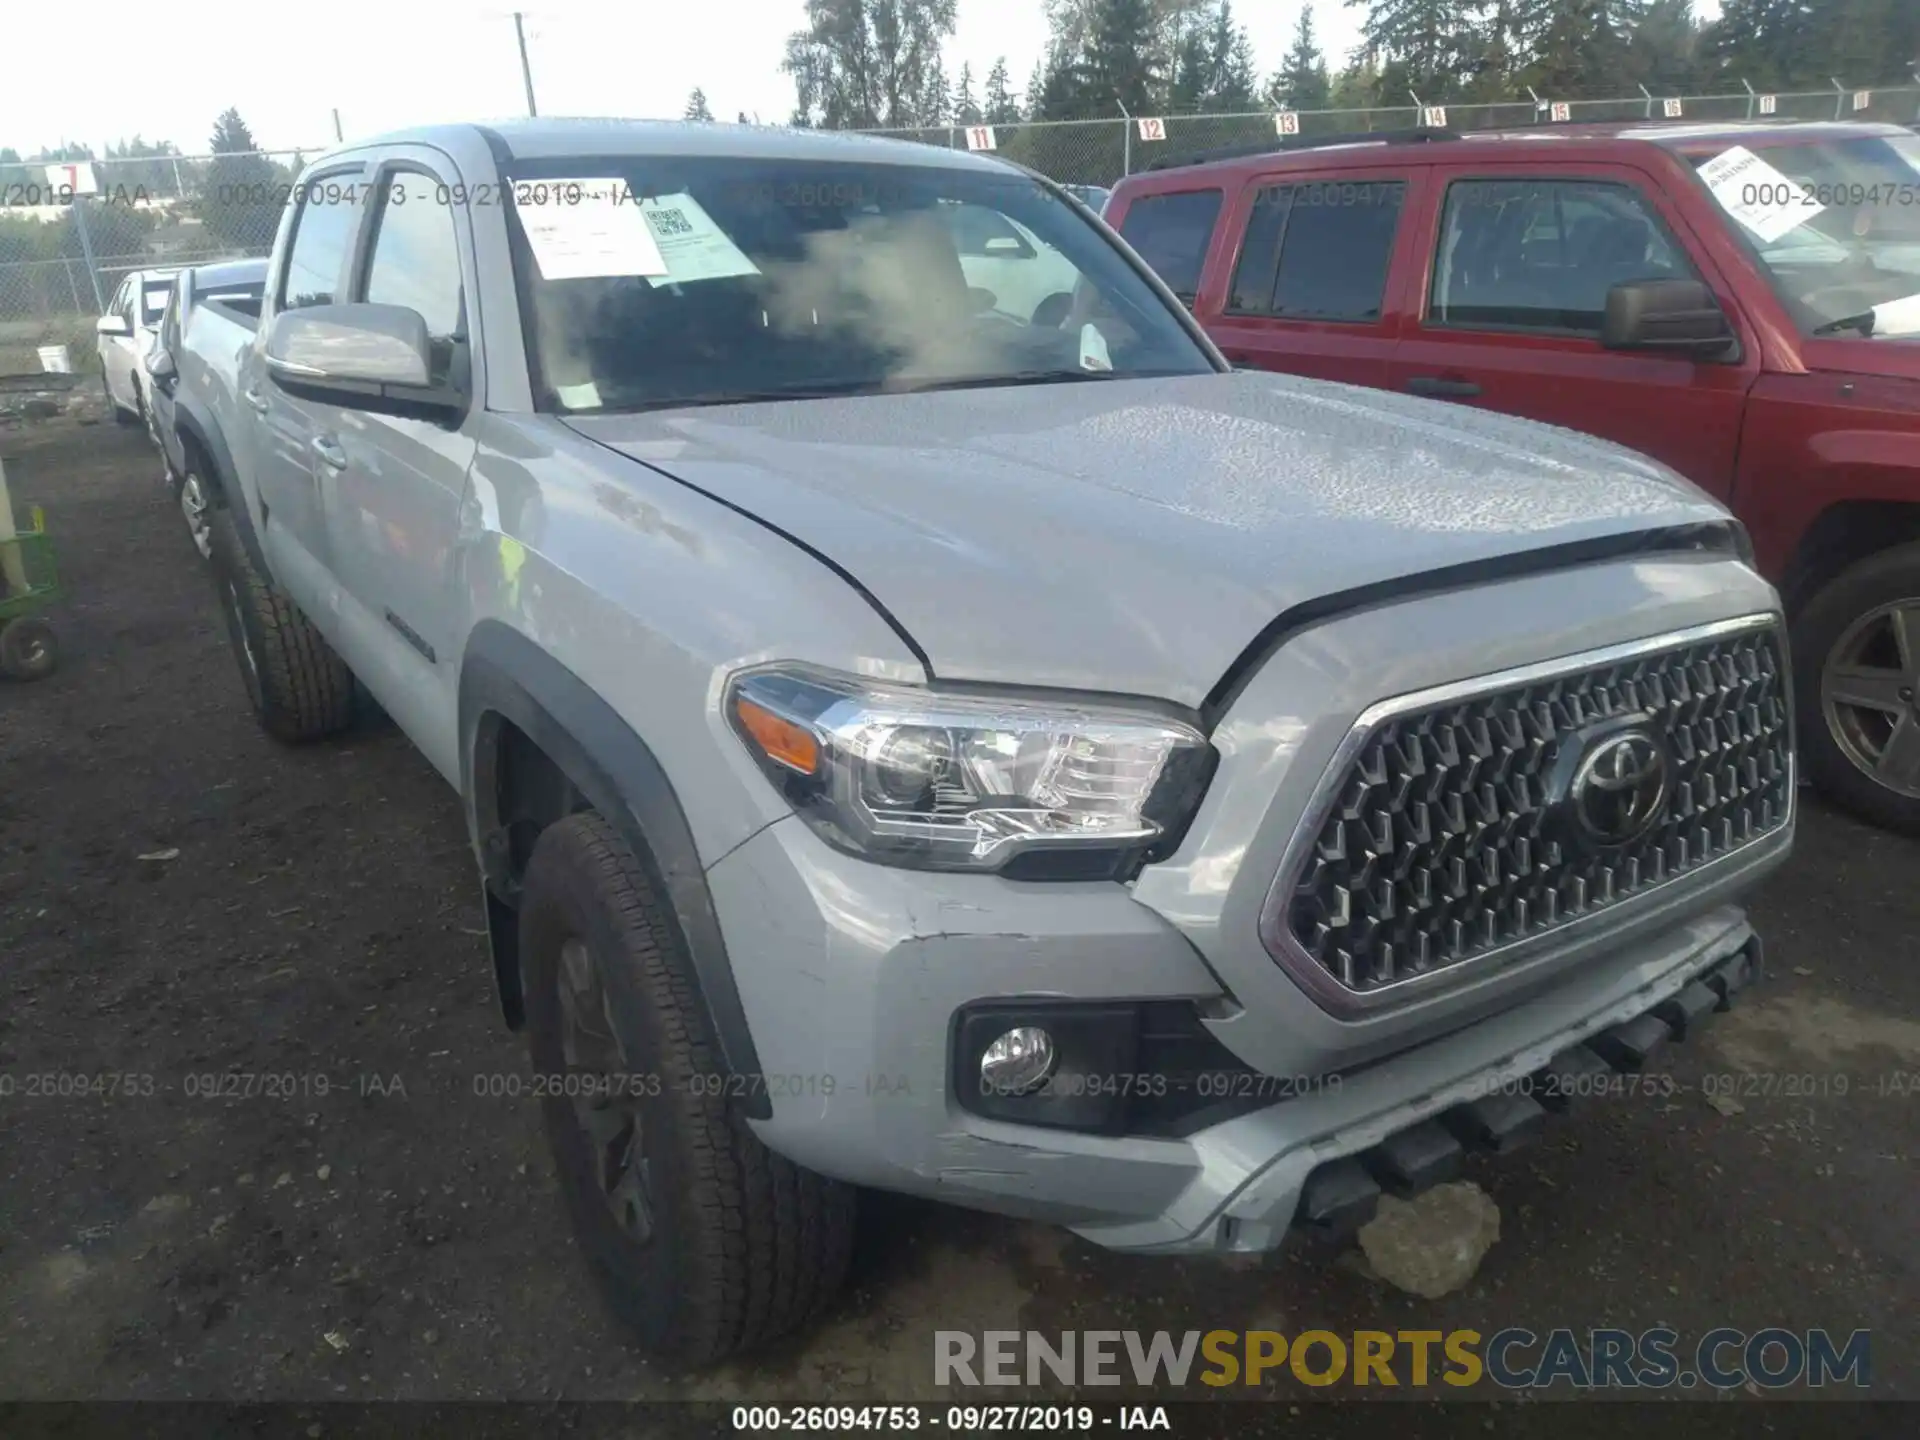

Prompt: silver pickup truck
xmin=173 ymin=119 xmax=1794 ymax=1367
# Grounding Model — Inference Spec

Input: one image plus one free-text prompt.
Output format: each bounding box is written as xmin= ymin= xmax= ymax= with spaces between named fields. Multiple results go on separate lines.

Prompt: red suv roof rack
xmin=1142 ymin=125 xmax=1461 ymax=174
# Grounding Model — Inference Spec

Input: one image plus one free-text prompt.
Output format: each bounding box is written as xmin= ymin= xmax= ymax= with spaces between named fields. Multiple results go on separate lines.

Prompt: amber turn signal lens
xmin=734 ymin=696 xmax=821 ymax=775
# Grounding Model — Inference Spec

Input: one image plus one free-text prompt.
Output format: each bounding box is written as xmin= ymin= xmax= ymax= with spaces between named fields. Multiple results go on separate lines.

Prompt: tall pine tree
xmin=1082 ymin=0 xmax=1162 ymax=114
xmin=984 ymin=57 xmax=1022 ymax=122
xmin=953 ymin=62 xmax=983 ymax=124
xmin=1348 ymin=0 xmax=1478 ymax=97
xmin=1270 ymin=6 xmax=1333 ymax=110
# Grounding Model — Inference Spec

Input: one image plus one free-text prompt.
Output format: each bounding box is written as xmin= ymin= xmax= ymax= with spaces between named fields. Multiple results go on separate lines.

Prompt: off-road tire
xmin=207 ymin=506 xmax=354 ymax=742
xmin=1792 ymin=540 xmax=1920 ymax=837
xmin=521 ymin=812 xmax=856 ymax=1368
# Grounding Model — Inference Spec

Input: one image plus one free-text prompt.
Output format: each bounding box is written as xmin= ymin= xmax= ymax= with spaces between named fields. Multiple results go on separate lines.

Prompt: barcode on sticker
xmin=648 ymin=208 xmax=695 ymax=238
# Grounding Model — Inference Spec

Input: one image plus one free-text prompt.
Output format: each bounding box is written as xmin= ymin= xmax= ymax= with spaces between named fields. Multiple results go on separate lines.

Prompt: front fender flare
xmin=458 ymin=620 xmax=771 ymax=1119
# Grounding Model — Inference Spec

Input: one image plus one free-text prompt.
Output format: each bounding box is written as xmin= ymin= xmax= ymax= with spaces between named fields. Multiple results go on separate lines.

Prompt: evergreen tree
xmin=1208 ymin=3 xmax=1260 ymax=109
xmin=202 ymin=108 xmax=280 ymax=251
xmin=1516 ymin=0 xmax=1647 ymax=96
xmin=953 ymin=62 xmax=983 ymax=124
xmin=1347 ymin=0 xmax=1477 ymax=97
xmin=921 ymin=55 xmax=951 ymax=125
xmin=1269 ymin=6 xmax=1333 ymax=110
xmin=1626 ymin=0 xmax=1700 ymax=91
xmin=1024 ymin=56 xmax=1051 ymax=119
xmin=684 ymin=88 xmax=714 ymax=121
xmin=985 ymin=57 xmax=1022 ymax=122
xmin=782 ymin=0 xmax=958 ymax=129
xmin=1083 ymin=0 xmax=1162 ymax=114
xmin=1169 ymin=17 xmax=1215 ymax=111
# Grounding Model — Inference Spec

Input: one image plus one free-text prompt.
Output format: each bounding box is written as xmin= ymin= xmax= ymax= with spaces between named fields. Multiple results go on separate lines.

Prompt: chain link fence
xmin=0 ymin=149 xmax=309 ymax=374
xmin=855 ymin=83 xmax=1920 ymax=188
xmin=3 ymin=83 xmax=1917 ymax=374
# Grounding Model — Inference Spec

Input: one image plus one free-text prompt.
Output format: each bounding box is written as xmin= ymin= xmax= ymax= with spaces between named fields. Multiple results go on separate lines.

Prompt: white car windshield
xmin=1683 ymin=132 xmax=1920 ymax=339
xmin=504 ymin=156 xmax=1214 ymax=414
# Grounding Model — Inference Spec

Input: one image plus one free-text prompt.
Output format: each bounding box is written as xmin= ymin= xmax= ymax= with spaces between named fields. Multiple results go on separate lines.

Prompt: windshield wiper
xmin=885 ymin=368 xmax=1131 ymax=395
xmin=1812 ymin=310 xmax=1876 ymax=338
xmin=607 ymin=380 xmax=890 ymax=413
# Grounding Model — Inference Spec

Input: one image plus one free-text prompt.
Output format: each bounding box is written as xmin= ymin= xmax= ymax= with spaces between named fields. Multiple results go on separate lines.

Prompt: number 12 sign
xmin=1137 ymin=117 xmax=1167 ymax=142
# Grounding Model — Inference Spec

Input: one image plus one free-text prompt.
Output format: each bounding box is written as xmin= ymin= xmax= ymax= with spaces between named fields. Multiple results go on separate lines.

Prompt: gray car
xmin=170 ymin=119 xmax=1794 ymax=1367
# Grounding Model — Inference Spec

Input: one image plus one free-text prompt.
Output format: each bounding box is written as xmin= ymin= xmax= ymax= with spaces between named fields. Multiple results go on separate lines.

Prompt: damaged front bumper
xmin=708 ymin=815 xmax=1764 ymax=1254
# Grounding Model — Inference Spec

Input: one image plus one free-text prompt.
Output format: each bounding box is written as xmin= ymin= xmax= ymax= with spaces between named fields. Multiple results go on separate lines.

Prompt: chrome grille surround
xmin=1259 ymin=614 xmax=1794 ymax=1016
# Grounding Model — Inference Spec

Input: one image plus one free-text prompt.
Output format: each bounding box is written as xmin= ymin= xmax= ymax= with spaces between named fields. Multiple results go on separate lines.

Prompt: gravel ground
xmin=0 ymin=416 xmax=1914 ymax=1416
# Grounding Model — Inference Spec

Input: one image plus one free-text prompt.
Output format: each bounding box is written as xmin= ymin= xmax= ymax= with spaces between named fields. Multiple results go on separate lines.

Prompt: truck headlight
xmin=726 ymin=665 xmax=1214 ymax=876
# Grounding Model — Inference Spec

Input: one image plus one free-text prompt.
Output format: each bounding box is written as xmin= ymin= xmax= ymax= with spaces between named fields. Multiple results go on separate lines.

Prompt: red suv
xmin=1106 ymin=120 xmax=1920 ymax=835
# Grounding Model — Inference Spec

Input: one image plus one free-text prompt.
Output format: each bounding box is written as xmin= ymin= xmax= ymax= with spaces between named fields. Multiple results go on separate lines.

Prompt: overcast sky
xmin=4 ymin=0 xmax=1723 ymax=159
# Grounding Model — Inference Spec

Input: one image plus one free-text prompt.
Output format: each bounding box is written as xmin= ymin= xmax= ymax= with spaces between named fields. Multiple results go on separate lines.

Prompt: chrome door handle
xmin=310 ymin=435 xmax=347 ymax=470
xmin=243 ymin=386 xmax=268 ymax=413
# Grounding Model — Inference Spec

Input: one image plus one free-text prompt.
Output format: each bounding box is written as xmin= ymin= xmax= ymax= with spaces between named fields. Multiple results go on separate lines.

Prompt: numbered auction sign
xmin=965 ymin=126 xmax=997 ymax=152
xmin=1852 ymin=91 xmax=1871 ymax=111
xmin=44 ymin=162 xmax=100 ymax=196
xmin=1757 ymin=94 xmax=1777 ymax=115
xmin=1549 ymin=102 xmax=1571 ymax=123
xmin=1137 ymin=117 xmax=1167 ymax=142
xmin=1421 ymin=106 xmax=1447 ymax=128
xmin=1663 ymin=98 xmax=1684 ymax=118
xmin=1274 ymin=111 xmax=1300 ymax=136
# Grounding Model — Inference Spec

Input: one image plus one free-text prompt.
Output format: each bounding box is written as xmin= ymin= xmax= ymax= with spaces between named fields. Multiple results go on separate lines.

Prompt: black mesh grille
xmin=1277 ymin=626 xmax=1791 ymax=995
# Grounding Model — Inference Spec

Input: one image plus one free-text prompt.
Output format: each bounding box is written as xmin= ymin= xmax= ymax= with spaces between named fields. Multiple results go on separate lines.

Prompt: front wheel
xmin=1793 ymin=541 xmax=1920 ymax=836
xmin=521 ymin=812 xmax=855 ymax=1367
xmin=178 ymin=470 xmax=214 ymax=562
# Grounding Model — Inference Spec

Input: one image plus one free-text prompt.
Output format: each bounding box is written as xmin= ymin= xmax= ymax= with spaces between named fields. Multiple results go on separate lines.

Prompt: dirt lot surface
xmin=1 ymin=418 xmax=1915 ymax=1421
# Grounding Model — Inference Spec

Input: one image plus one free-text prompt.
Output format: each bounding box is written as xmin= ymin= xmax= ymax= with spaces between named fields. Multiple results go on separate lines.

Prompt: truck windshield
xmin=501 ymin=156 xmax=1215 ymax=413
xmin=1682 ymin=132 xmax=1920 ymax=340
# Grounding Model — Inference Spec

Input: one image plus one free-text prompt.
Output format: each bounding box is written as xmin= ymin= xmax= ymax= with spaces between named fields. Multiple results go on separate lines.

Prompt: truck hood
xmin=565 ymin=370 xmax=1734 ymax=708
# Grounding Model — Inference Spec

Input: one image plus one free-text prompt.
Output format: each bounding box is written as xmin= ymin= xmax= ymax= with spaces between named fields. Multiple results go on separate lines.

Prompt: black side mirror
xmin=1601 ymin=279 xmax=1738 ymax=360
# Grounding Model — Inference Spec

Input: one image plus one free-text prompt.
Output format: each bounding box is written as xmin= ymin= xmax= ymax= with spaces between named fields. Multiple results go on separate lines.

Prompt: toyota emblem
xmin=1568 ymin=729 xmax=1670 ymax=847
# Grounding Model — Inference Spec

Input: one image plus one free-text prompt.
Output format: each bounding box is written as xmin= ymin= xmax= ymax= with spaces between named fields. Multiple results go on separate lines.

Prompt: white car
xmin=95 ymin=268 xmax=180 ymax=438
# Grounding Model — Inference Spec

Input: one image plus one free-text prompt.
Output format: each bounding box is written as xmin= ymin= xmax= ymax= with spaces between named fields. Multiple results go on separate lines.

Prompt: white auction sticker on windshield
xmin=1697 ymin=146 xmax=1823 ymax=244
xmin=513 ymin=178 xmax=668 ymax=281
xmin=635 ymin=192 xmax=762 ymax=288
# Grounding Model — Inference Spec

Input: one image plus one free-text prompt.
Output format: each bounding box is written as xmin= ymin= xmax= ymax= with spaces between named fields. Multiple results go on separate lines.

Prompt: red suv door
xmin=1383 ymin=162 xmax=1762 ymax=497
xmin=1201 ymin=167 xmax=1425 ymax=391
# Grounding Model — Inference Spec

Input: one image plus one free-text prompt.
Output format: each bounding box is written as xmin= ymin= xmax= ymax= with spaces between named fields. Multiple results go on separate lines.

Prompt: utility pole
xmin=514 ymin=12 xmax=539 ymax=117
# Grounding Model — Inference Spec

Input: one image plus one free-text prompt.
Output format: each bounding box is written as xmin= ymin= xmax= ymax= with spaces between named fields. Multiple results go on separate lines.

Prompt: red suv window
xmin=1115 ymin=189 xmax=1223 ymax=305
xmin=1228 ymin=179 xmax=1406 ymax=322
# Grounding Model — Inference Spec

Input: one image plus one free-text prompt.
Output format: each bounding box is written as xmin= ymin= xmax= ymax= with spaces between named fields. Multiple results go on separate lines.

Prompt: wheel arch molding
xmin=457 ymin=620 xmax=771 ymax=1119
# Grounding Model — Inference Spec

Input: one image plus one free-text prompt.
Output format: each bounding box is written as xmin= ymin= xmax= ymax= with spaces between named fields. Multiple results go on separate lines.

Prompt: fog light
xmin=979 ymin=1027 xmax=1055 ymax=1096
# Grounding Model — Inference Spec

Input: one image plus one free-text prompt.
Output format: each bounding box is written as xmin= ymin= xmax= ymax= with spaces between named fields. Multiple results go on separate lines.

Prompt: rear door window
xmin=1230 ymin=179 xmax=1406 ymax=322
xmin=1116 ymin=189 xmax=1223 ymax=306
